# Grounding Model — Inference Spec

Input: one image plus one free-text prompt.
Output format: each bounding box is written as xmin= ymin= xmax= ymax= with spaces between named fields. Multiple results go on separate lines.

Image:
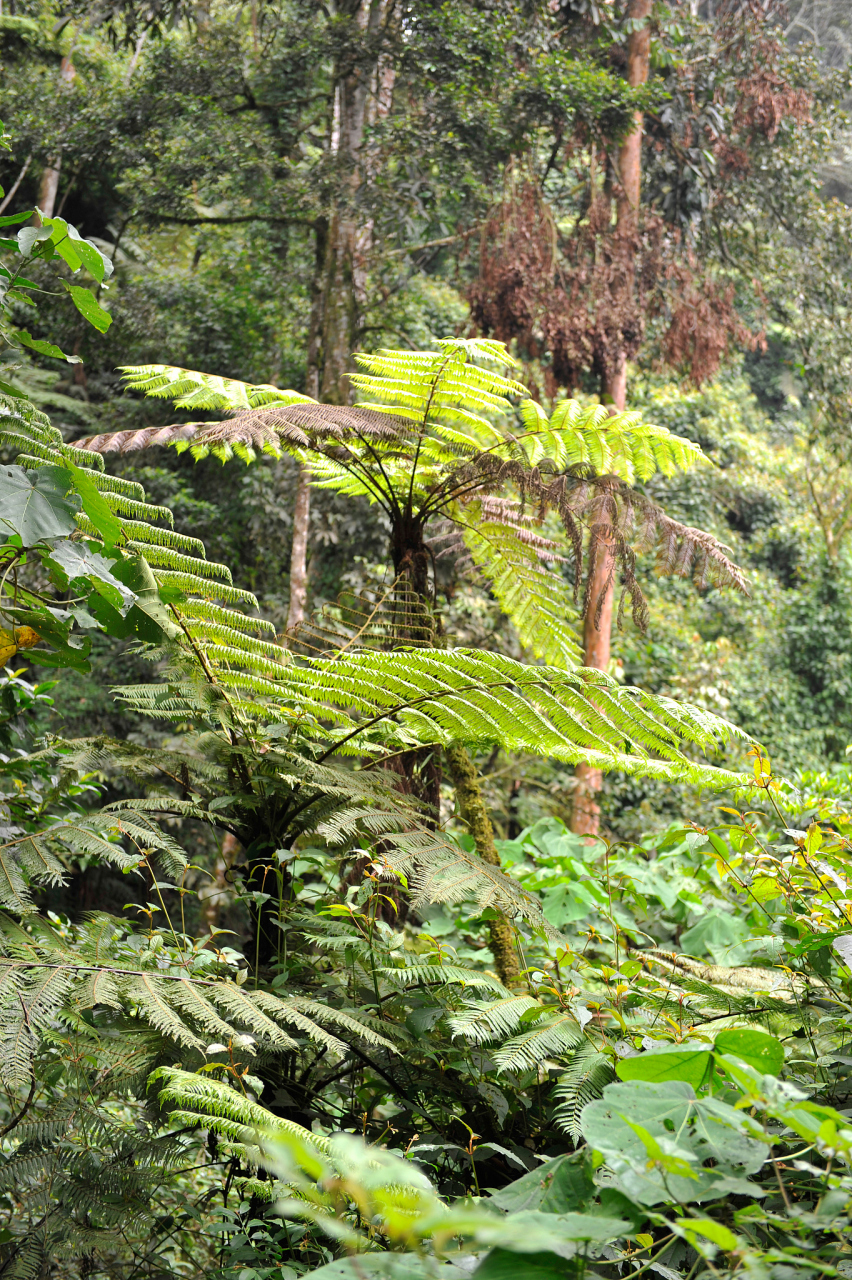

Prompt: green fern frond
xmin=107 ymin=520 xmax=206 ymax=555
xmin=152 ymin=570 xmax=257 ymax=605
xmin=552 ymin=1043 xmax=615 ymax=1141
xmin=351 ymin=340 xmax=527 ymax=445
xmin=516 ymin=397 xmax=706 ymax=483
xmin=181 ymin=618 xmax=285 ymax=658
xmin=459 ymin=509 xmax=583 ymax=668
xmin=492 ymin=1010 xmax=582 ymax=1074
xmin=177 ymin=597 xmax=277 ymax=634
xmin=279 ymin=649 xmax=753 ymax=791
xmin=448 ymin=994 xmax=541 ymax=1043
xmin=152 ymin=1065 xmax=328 ymax=1147
xmin=376 ymin=963 xmax=508 ymax=994
xmin=118 ymin=364 xmax=315 ymax=412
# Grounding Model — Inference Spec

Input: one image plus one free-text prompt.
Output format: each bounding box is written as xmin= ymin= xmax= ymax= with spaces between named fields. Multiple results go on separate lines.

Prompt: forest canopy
xmin=2 ymin=2 xmax=852 ymax=1278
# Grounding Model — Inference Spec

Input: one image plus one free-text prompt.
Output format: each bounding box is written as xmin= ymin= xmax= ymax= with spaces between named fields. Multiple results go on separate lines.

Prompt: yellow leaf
xmin=14 ymin=625 xmax=41 ymax=649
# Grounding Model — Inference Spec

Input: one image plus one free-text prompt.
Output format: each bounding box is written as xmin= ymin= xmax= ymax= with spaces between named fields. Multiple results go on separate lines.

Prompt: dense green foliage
xmin=2 ymin=2 xmax=852 ymax=1279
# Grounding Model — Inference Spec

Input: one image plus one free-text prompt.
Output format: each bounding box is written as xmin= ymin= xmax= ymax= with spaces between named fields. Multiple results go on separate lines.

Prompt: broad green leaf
xmin=64 ymin=460 xmax=122 ymax=547
xmin=676 ymin=1217 xmax=739 ymax=1251
xmin=46 ymin=218 xmax=82 ymax=271
xmin=22 ymin=639 xmax=92 ymax=671
xmin=43 ymin=216 xmax=113 ymax=282
xmin=616 ymin=1049 xmax=712 ymax=1090
xmin=16 ymin=225 xmax=52 ymax=256
xmin=308 ymin=1257 xmax=467 ymax=1278
xmin=472 ymin=1250 xmax=576 ymax=1279
xmin=0 ymin=210 xmax=34 ymax=227
xmin=679 ymin=910 xmax=752 ymax=963
xmin=581 ymin=1081 xmax=764 ymax=1206
xmin=43 ymin=542 xmax=135 ymax=612
xmin=7 ymin=608 xmax=92 ymax=671
xmin=13 ymin=328 xmax=82 ymax=363
xmin=619 ymin=1117 xmax=698 ymax=1180
xmin=63 ymin=283 xmax=111 ymax=333
xmin=0 ymin=464 xmax=79 ymax=543
xmin=489 ymin=1152 xmax=593 ymax=1213
xmin=87 ymin=555 xmax=181 ymax=643
xmin=713 ymin=1029 xmax=784 ymax=1076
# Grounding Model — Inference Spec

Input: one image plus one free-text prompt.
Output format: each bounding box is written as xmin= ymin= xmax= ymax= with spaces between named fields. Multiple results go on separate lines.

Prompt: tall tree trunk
xmin=285 ymin=463 xmax=311 ymax=636
xmin=571 ymin=0 xmax=651 ymax=837
xmin=316 ymin=0 xmax=390 ymax=402
xmin=285 ymin=2 xmax=394 ymax=634
xmin=35 ymin=56 xmax=76 ymax=222
xmin=445 ymin=743 xmax=521 ymax=988
xmin=37 ymin=158 xmax=61 ymax=220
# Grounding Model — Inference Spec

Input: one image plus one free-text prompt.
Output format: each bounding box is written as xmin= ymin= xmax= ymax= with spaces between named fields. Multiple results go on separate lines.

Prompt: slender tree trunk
xmin=571 ymin=0 xmax=651 ymax=837
xmin=37 ymin=158 xmax=61 ymax=220
xmin=285 ymin=2 xmax=394 ymax=634
xmin=285 ymin=464 xmax=311 ymax=636
xmin=0 ymin=154 xmax=32 ymax=215
xmin=445 ymin=743 xmax=521 ymax=988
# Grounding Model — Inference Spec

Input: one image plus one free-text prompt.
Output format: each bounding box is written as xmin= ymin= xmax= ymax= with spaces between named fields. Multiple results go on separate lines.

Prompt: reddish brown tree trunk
xmin=571 ymin=0 xmax=651 ymax=837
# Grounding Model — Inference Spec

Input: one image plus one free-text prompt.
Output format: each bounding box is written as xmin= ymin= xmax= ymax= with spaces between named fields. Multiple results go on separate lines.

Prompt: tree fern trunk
xmin=445 ymin=743 xmax=521 ymax=988
xmin=571 ymin=0 xmax=651 ymax=837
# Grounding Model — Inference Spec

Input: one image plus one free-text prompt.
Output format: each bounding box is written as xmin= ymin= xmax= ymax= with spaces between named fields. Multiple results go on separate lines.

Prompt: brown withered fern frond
xmin=73 ymin=405 xmax=415 ymax=460
xmin=291 ymin=576 xmax=437 ymax=658
xmin=445 ymin=455 xmax=748 ymax=630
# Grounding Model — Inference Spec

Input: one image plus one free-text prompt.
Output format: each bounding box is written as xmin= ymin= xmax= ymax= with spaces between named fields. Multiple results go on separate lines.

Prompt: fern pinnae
xmin=552 ymin=1043 xmax=616 ymax=1142
xmin=449 ymin=994 xmax=542 ymax=1044
xmin=375 ymin=963 xmax=509 ymax=995
xmin=178 ymin=596 xmax=277 ymax=635
xmin=492 ymin=1010 xmax=584 ymax=1074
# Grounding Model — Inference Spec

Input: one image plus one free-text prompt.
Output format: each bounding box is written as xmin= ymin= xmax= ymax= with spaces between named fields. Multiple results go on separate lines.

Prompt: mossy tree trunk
xmin=445 ymin=743 xmax=521 ymax=988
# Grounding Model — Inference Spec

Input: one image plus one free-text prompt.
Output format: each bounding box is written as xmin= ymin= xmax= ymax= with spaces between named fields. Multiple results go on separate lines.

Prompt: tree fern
xmin=76 ymin=338 xmax=744 ymax=637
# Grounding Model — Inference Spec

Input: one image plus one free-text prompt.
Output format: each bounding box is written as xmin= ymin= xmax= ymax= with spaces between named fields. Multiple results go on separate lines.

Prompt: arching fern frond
xmin=492 ymin=1010 xmax=583 ymax=1073
xmin=278 ymin=648 xmax=753 ymax=790
xmin=515 ymin=397 xmax=705 ymax=483
xmin=0 ymin=911 xmax=396 ymax=1089
xmin=151 ymin=1065 xmax=328 ymax=1149
xmin=552 ymin=1043 xmax=616 ymax=1142
xmin=1 ymin=402 xmax=278 ymax=681
xmin=456 ymin=504 xmax=583 ymax=668
xmin=449 ymin=994 xmax=541 ymax=1043
xmin=118 ymin=364 xmax=315 ymax=413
